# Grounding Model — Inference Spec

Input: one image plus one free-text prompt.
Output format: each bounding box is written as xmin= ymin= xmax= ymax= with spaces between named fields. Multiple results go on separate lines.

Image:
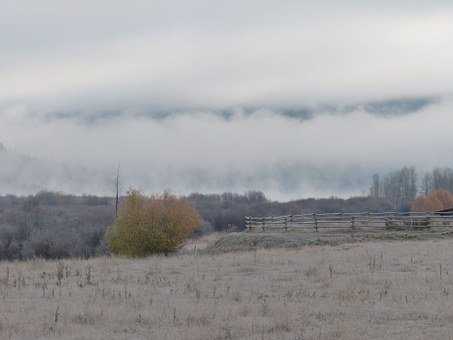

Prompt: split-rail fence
xmin=245 ymin=212 xmax=453 ymax=233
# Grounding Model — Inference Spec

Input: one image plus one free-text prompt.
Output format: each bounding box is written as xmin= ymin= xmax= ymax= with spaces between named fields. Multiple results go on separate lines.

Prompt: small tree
xmin=411 ymin=190 xmax=453 ymax=212
xmin=106 ymin=191 xmax=201 ymax=257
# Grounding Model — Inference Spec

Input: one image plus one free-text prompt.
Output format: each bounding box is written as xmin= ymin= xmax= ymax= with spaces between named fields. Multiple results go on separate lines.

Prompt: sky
xmin=1 ymin=1 xmax=453 ymax=200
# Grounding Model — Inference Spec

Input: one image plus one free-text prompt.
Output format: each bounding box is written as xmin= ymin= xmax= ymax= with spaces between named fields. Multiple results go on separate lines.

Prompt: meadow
xmin=2 ymin=237 xmax=453 ymax=339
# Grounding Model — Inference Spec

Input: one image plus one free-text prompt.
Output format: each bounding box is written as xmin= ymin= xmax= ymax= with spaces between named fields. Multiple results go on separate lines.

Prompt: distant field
xmin=2 ymin=237 xmax=453 ymax=339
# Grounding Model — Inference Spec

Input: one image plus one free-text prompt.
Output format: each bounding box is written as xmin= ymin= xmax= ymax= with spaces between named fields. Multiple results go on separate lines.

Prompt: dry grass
xmin=3 ymin=238 xmax=453 ymax=339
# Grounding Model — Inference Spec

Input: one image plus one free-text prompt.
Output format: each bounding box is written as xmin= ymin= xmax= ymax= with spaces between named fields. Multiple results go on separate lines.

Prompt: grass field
xmin=2 ymin=236 xmax=453 ymax=339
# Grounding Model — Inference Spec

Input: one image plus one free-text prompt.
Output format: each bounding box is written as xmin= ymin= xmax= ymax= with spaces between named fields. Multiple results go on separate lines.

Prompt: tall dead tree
xmin=370 ymin=174 xmax=381 ymax=198
xmin=115 ymin=165 xmax=120 ymax=218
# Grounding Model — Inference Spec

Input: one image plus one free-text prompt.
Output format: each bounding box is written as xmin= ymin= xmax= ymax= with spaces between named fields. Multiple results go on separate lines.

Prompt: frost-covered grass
xmin=2 ymin=238 xmax=453 ymax=339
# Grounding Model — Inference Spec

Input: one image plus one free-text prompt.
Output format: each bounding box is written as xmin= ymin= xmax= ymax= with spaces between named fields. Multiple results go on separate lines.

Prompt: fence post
xmin=262 ymin=218 xmax=266 ymax=232
xmin=385 ymin=215 xmax=391 ymax=229
xmin=313 ymin=213 xmax=318 ymax=232
xmin=351 ymin=216 xmax=355 ymax=231
xmin=284 ymin=216 xmax=288 ymax=232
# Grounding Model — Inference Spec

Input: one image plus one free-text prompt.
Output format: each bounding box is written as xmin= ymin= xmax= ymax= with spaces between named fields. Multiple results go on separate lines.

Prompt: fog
xmin=1 ymin=1 xmax=453 ymax=200
xmin=1 ymin=99 xmax=453 ymax=199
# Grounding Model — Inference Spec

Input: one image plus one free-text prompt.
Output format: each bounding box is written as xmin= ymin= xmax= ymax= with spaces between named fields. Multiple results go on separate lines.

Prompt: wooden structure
xmin=436 ymin=207 xmax=453 ymax=215
xmin=245 ymin=211 xmax=453 ymax=233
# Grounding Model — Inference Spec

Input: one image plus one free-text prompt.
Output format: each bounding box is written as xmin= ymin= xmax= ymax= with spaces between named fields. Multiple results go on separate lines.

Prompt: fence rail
xmin=245 ymin=212 xmax=453 ymax=233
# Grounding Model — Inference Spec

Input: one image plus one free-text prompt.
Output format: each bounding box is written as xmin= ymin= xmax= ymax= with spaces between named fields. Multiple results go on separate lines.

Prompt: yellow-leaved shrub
xmin=106 ymin=191 xmax=201 ymax=256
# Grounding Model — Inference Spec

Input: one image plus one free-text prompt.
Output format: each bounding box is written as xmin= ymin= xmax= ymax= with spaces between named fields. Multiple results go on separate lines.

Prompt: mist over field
xmin=1 ymin=0 xmax=453 ymax=200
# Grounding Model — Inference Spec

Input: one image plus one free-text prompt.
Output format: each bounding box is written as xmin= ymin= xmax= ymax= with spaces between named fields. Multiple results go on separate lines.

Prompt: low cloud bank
xmin=1 ymin=100 xmax=452 ymax=200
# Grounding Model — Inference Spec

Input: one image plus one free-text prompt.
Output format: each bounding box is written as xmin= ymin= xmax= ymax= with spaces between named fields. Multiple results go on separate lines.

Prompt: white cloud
xmin=1 ymin=1 xmax=453 ymax=111
xmin=1 ymin=1 xmax=453 ymax=198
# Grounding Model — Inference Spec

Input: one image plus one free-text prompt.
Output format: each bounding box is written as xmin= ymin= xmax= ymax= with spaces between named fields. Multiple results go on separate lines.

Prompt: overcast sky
xmin=1 ymin=1 xmax=453 ymax=199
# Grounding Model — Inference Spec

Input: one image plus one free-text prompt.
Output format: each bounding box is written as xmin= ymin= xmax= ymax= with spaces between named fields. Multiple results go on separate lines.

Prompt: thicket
xmin=411 ymin=190 xmax=453 ymax=212
xmin=106 ymin=191 xmax=201 ymax=256
xmin=370 ymin=166 xmax=453 ymax=210
xmin=0 ymin=192 xmax=113 ymax=261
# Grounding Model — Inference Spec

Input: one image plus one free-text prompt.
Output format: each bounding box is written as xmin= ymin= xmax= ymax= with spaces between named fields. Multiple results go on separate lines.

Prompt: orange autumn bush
xmin=106 ymin=191 xmax=201 ymax=256
xmin=411 ymin=190 xmax=453 ymax=212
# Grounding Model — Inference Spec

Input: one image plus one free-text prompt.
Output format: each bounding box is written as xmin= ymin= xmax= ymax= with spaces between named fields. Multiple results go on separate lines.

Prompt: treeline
xmin=369 ymin=167 xmax=453 ymax=210
xmin=3 ymin=167 xmax=453 ymax=261
xmin=0 ymin=192 xmax=114 ymax=261
xmin=188 ymin=192 xmax=391 ymax=231
xmin=0 ymin=191 xmax=393 ymax=260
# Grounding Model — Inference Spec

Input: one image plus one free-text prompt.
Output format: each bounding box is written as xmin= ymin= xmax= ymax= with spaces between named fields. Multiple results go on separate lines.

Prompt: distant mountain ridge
xmin=43 ymin=96 xmax=437 ymax=123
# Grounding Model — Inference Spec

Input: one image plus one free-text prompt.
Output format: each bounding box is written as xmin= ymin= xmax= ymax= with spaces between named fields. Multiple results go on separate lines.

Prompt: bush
xmin=105 ymin=191 xmax=201 ymax=257
xmin=411 ymin=190 xmax=453 ymax=212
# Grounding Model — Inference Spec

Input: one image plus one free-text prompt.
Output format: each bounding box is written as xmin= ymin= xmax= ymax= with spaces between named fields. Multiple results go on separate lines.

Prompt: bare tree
xmin=370 ymin=174 xmax=381 ymax=198
xmin=421 ymin=173 xmax=434 ymax=196
xmin=115 ymin=165 xmax=120 ymax=218
xmin=375 ymin=166 xmax=417 ymax=209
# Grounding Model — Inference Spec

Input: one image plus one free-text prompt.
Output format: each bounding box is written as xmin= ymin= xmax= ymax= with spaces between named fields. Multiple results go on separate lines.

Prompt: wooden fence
xmin=245 ymin=212 xmax=453 ymax=233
